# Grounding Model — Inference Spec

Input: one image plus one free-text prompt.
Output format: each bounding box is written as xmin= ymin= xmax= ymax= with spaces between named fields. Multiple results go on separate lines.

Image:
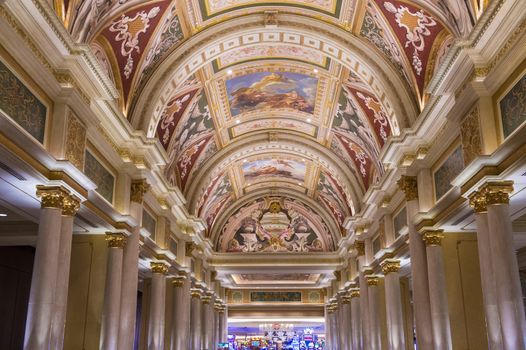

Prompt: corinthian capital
xmin=62 ymin=195 xmax=81 ymax=216
xmin=397 ymin=175 xmax=418 ymax=201
xmin=36 ymin=185 xmax=69 ymax=209
xmin=130 ymin=179 xmax=150 ymax=203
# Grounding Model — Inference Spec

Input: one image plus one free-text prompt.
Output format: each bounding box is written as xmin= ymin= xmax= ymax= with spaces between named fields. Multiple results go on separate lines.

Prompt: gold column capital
xmin=62 ymin=194 xmax=81 ymax=216
xmin=342 ymin=295 xmax=352 ymax=304
xmin=366 ymin=275 xmax=380 ymax=286
xmin=354 ymin=240 xmax=365 ymax=256
xmin=130 ymin=179 xmax=150 ymax=203
xmin=480 ymin=181 xmax=513 ymax=206
xmin=190 ymin=288 xmax=202 ymax=299
xmin=36 ymin=185 xmax=69 ymax=209
xmin=349 ymin=289 xmax=360 ymax=298
xmin=172 ymin=275 xmax=186 ymax=287
xmin=151 ymin=261 xmax=169 ymax=274
xmin=397 ymin=175 xmax=418 ymax=201
xmin=105 ymin=232 xmax=127 ymax=248
xmin=381 ymin=259 xmax=401 ymax=275
xmin=468 ymin=190 xmax=487 ymax=213
xmin=422 ymin=230 xmax=444 ymax=246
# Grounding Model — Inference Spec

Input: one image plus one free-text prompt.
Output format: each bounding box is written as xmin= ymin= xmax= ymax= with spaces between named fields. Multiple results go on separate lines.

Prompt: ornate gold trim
xmin=366 ymin=275 xmax=380 ymax=286
xmin=422 ymin=230 xmax=444 ymax=246
xmin=62 ymin=194 xmax=81 ymax=216
xmin=381 ymin=259 xmax=401 ymax=275
xmin=397 ymin=176 xmax=418 ymax=201
xmin=480 ymin=181 xmax=513 ymax=206
xmin=36 ymin=185 xmax=69 ymax=209
xmin=349 ymin=289 xmax=360 ymax=298
xmin=130 ymin=179 xmax=150 ymax=203
xmin=151 ymin=261 xmax=169 ymax=274
xmin=354 ymin=240 xmax=365 ymax=256
xmin=105 ymin=232 xmax=127 ymax=248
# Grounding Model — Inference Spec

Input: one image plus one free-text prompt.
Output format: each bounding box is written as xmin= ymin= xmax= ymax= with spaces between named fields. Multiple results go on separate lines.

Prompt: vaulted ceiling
xmin=54 ymin=0 xmax=487 ymax=253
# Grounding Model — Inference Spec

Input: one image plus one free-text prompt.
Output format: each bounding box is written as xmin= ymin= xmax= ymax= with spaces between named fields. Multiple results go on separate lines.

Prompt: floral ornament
xmin=109 ymin=7 xmax=161 ymax=79
xmin=159 ymin=93 xmax=191 ymax=145
xmin=177 ymin=138 xmax=207 ymax=181
xmin=384 ymin=2 xmax=436 ymax=76
xmin=356 ymin=91 xmax=389 ymax=142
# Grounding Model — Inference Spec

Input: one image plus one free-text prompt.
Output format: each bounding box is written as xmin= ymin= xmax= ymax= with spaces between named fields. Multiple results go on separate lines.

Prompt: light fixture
xmin=227 ymin=69 xmax=233 ymax=75
xmin=313 ymin=68 xmax=318 ymax=74
xmin=243 ymin=159 xmax=247 ymax=163
xmin=306 ymin=118 xmax=311 ymax=123
xmin=297 ymin=182 xmax=302 ymax=186
xmin=0 ymin=213 xmax=7 ymax=217
xmin=236 ymin=119 xmax=241 ymax=124
xmin=301 ymin=158 xmax=305 ymax=162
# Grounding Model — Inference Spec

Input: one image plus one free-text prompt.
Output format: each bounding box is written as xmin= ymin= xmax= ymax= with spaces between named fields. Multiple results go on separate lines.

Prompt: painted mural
xmin=242 ymin=158 xmax=306 ymax=183
xmin=84 ymin=150 xmax=115 ymax=203
xmin=217 ymin=45 xmax=326 ymax=69
xmin=199 ymin=174 xmax=233 ymax=229
xmin=316 ymin=171 xmax=353 ymax=226
xmin=500 ymin=73 xmax=526 ymax=138
xmin=219 ymin=198 xmax=333 ymax=253
xmin=433 ymin=145 xmax=464 ymax=200
xmin=250 ymin=291 xmax=302 ymax=302
xmin=0 ymin=60 xmax=47 ymax=143
xmin=199 ymin=0 xmax=341 ymax=18
xmin=226 ymin=72 xmax=318 ymax=116
xmin=229 ymin=118 xmax=317 ymax=138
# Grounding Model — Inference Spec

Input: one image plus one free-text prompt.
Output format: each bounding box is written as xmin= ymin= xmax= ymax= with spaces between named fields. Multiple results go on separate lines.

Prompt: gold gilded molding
xmin=349 ymin=289 xmax=360 ymax=298
xmin=36 ymin=185 xmax=69 ymax=209
xmin=62 ymin=194 xmax=81 ymax=216
xmin=354 ymin=240 xmax=365 ymax=256
xmin=397 ymin=175 xmax=418 ymax=201
xmin=130 ymin=179 xmax=150 ymax=203
xmin=366 ymin=275 xmax=380 ymax=286
xmin=480 ymin=181 xmax=513 ymax=206
xmin=342 ymin=295 xmax=351 ymax=304
xmin=65 ymin=111 xmax=86 ymax=170
xmin=422 ymin=230 xmax=444 ymax=246
xmin=468 ymin=190 xmax=487 ymax=213
xmin=191 ymin=289 xmax=202 ymax=299
xmin=172 ymin=276 xmax=186 ymax=287
xmin=460 ymin=106 xmax=482 ymax=166
xmin=381 ymin=259 xmax=401 ymax=275
xmin=151 ymin=262 xmax=169 ymax=274
xmin=105 ymin=232 xmax=127 ymax=248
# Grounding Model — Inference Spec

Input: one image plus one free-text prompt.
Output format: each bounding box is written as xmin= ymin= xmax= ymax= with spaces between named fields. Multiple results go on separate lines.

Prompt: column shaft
xmin=383 ymin=270 xmax=406 ymax=350
xmin=406 ymin=199 xmax=434 ymax=350
xmin=367 ymin=279 xmax=381 ymax=350
xmin=190 ymin=292 xmax=202 ymax=350
xmin=487 ymin=202 xmax=526 ymax=349
xmin=423 ymin=232 xmax=453 ymax=350
xmin=350 ymin=293 xmax=362 ymax=350
xmin=358 ymin=271 xmax=370 ymax=349
xmin=474 ymin=212 xmax=503 ymax=348
xmin=148 ymin=269 xmax=167 ymax=350
xmin=24 ymin=203 xmax=63 ymax=349
xmin=50 ymin=213 xmax=75 ymax=350
xmin=170 ymin=277 xmax=191 ymax=350
xmin=100 ymin=236 xmax=125 ymax=350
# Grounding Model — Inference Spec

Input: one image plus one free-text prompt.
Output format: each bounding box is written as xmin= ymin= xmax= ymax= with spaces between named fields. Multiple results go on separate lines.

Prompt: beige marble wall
xmin=442 ymin=233 xmax=488 ymax=350
xmin=64 ymin=235 xmax=107 ymax=350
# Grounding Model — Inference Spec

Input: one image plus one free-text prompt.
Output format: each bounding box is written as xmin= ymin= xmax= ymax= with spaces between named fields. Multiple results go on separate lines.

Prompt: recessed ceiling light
xmin=227 ymin=69 xmax=233 ymax=75
xmin=306 ymin=118 xmax=311 ymax=123
xmin=243 ymin=159 xmax=247 ymax=163
xmin=313 ymin=69 xmax=318 ymax=74
xmin=236 ymin=119 xmax=241 ymax=124
xmin=302 ymin=158 xmax=305 ymax=162
xmin=298 ymin=182 xmax=302 ymax=186
xmin=0 ymin=213 xmax=7 ymax=217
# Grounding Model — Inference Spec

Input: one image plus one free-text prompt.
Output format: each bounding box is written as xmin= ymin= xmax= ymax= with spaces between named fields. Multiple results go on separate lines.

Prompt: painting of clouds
xmin=226 ymin=72 xmax=318 ymax=116
xmin=242 ymin=158 xmax=306 ymax=183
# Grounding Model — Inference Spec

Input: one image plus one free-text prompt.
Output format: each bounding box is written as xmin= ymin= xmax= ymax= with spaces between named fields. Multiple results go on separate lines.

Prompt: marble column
xmin=469 ymin=191 xmax=503 ymax=349
xmin=219 ymin=306 xmax=227 ymax=343
xmin=366 ymin=275 xmax=381 ymax=350
xmin=190 ymin=289 xmax=203 ymax=350
xmin=341 ymin=294 xmax=351 ymax=350
xmin=170 ymin=274 xmax=190 ymax=350
xmin=355 ymin=242 xmax=370 ymax=350
xmin=119 ymin=179 xmax=150 ymax=350
xmin=24 ymin=186 xmax=68 ymax=350
xmin=349 ymin=289 xmax=362 ymax=350
xmin=397 ymin=176 xmax=433 ymax=350
xmin=422 ymin=230 xmax=453 ymax=350
xmin=50 ymin=194 xmax=80 ymax=350
xmin=213 ymin=304 xmax=220 ymax=348
xmin=483 ymin=182 xmax=526 ymax=349
xmin=325 ymin=305 xmax=332 ymax=350
xmin=148 ymin=262 xmax=168 ymax=350
xmin=202 ymin=292 xmax=214 ymax=350
xmin=333 ymin=303 xmax=340 ymax=350
xmin=100 ymin=233 xmax=127 ymax=350
xmin=381 ymin=259 xmax=406 ymax=350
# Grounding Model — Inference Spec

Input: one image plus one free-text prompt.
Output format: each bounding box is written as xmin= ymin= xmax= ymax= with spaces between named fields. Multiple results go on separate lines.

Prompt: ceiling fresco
xmin=53 ymin=0 xmax=488 ymax=252
xmin=217 ymin=197 xmax=334 ymax=253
